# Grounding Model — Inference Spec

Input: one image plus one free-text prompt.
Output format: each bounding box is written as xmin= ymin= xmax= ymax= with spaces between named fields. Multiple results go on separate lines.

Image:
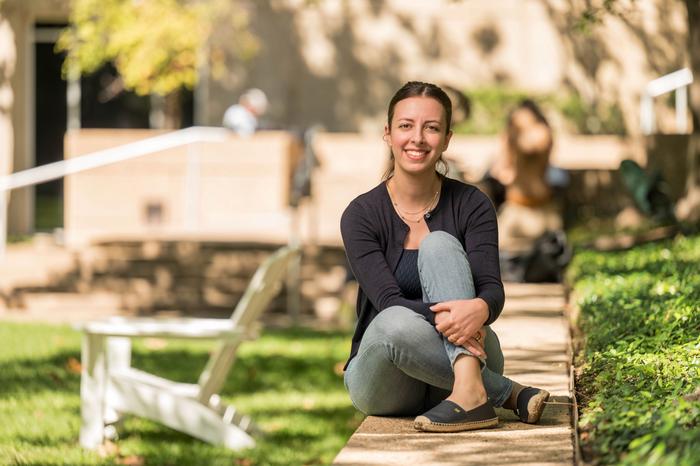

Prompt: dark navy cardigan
xmin=340 ymin=177 xmax=505 ymax=368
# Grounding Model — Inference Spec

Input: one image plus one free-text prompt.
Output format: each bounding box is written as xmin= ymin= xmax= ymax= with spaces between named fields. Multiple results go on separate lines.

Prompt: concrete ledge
xmin=333 ymin=283 xmax=575 ymax=465
xmin=334 ymin=399 xmax=573 ymax=466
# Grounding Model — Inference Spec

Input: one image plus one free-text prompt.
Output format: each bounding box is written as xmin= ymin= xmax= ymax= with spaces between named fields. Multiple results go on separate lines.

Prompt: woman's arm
xmin=340 ymin=201 xmax=436 ymax=324
xmin=427 ymin=188 xmax=505 ymax=345
xmin=462 ymin=189 xmax=505 ymax=325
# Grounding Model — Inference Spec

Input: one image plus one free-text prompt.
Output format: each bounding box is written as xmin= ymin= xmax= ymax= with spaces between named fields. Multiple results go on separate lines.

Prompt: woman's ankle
xmin=447 ymin=354 xmax=489 ymax=409
xmin=502 ymin=381 xmax=525 ymax=410
xmin=447 ymin=387 xmax=487 ymax=410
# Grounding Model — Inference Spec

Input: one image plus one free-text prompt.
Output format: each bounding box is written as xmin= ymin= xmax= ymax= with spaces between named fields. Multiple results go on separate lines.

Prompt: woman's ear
xmin=442 ymin=130 xmax=453 ymax=151
xmin=383 ymin=125 xmax=391 ymax=145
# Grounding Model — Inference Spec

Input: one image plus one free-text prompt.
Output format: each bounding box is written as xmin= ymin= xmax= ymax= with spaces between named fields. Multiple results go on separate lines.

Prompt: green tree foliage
xmin=57 ymin=0 xmax=258 ymax=97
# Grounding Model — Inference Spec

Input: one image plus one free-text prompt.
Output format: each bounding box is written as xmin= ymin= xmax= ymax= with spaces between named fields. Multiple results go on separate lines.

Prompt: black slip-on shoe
xmin=514 ymin=387 xmax=550 ymax=424
xmin=414 ymin=400 xmax=498 ymax=432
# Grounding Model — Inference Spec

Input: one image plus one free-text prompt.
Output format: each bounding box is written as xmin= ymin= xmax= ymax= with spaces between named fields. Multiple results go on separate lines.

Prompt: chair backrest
xmin=228 ymin=246 xmax=298 ymax=329
xmin=196 ymin=246 xmax=299 ymax=402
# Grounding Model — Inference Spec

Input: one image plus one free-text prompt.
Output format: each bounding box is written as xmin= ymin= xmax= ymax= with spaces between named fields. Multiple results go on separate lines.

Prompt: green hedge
xmin=451 ymin=87 xmax=626 ymax=135
xmin=567 ymin=234 xmax=700 ymax=465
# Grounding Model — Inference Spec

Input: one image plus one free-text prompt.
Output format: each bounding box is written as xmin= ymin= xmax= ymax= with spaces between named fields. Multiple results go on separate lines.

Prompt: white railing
xmin=0 ymin=126 xmax=230 ymax=257
xmin=640 ymin=68 xmax=693 ymax=135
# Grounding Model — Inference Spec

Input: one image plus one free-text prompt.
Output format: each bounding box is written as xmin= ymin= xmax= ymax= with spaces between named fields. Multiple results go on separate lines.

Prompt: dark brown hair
xmin=506 ymin=99 xmax=553 ymax=154
xmin=506 ymin=99 xmax=550 ymax=131
xmin=383 ymin=81 xmax=452 ymax=180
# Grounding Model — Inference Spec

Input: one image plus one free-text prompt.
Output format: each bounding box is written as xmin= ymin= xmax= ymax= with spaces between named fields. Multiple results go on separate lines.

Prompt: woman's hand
xmin=433 ymin=309 xmax=488 ymax=358
xmin=463 ymin=327 xmax=487 ymax=358
xmin=431 ymin=298 xmax=489 ymax=345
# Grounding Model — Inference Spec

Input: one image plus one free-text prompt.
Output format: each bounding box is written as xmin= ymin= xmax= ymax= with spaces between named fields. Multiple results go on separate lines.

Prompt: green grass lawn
xmin=568 ymin=234 xmax=700 ymax=465
xmin=0 ymin=323 xmax=361 ymax=465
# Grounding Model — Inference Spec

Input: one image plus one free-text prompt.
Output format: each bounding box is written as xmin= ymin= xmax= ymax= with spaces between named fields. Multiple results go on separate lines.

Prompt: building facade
xmin=0 ymin=0 xmax=689 ymax=235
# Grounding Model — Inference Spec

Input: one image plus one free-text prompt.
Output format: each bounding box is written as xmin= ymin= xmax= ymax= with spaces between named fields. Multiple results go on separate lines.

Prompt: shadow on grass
xmin=132 ymin=351 xmax=346 ymax=396
xmin=0 ymin=327 xmax=350 ymax=398
xmin=0 ymin=350 xmax=83 ymax=397
xmin=1 ymin=327 xmax=358 ymax=465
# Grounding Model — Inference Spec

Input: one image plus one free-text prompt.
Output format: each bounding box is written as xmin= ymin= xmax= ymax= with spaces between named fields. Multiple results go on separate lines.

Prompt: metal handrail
xmin=0 ymin=126 xmax=230 ymax=257
xmin=640 ymin=68 xmax=693 ymax=135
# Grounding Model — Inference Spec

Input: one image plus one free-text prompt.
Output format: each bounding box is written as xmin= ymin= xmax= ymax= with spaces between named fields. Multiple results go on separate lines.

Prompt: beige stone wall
xmin=309 ymin=132 xmax=630 ymax=246
xmin=60 ymin=128 xmax=629 ymax=248
xmin=0 ymin=0 xmax=689 ymax=236
xmin=61 ymin=129 xmax=628 ymax=249
xmin=210 ymin=0 xmax=687 ymax=137
xmin=64 ymin=130 xmax=301 ymax=248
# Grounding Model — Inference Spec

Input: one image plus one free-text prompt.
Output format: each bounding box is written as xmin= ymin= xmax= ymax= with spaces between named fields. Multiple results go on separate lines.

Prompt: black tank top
xmin=395 ymin=249 xmax=422 ymax=300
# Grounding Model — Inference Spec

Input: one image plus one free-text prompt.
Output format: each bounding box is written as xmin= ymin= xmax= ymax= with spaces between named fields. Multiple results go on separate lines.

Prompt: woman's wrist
xmin=471 ymin=297 xmax=490 ymax=325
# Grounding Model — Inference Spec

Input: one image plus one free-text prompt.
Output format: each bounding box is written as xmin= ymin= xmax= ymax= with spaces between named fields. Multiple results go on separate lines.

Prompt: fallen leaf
xmin=97 ymin=440 xmax=119 ymax=458
xmin=66 ymin=357 xmax=82 ymax=374
xmin=302 ymin=397 xmax=316 ymax=410
xmin=266 ymin=421 xmax=283 ymax=432
xmin=144 ymin=338 xmax=167 ymax=350
xmin=118 ymin=455 xmax=145 ymax=465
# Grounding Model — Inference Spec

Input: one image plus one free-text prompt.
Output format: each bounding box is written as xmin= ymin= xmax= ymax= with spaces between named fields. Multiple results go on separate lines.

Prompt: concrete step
xmin=1 ymin=291 xmax=125 ymax=324
xmin=0 ymin=238 xmax=352 ymax=323
xmin=0 ymin=241 xmax=77 ymax=292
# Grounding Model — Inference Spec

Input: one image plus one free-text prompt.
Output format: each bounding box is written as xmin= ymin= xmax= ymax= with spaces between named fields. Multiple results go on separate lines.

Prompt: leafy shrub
xmin=451 ymin=87 xmax=626 ymax=135
xmin=558 ymin=93 xmax=626 ymax=135
xmin=568 ymin=235 xmax=700 ymax=465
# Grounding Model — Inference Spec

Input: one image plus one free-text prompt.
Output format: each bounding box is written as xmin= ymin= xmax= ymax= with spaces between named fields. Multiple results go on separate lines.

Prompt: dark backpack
xmin=500 ymin=230 xmax=571 ymax=283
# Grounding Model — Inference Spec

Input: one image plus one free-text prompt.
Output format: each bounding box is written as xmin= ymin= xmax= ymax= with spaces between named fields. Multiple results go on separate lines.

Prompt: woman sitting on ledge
xmin=340 ymin=81 xmax=549 ymax=432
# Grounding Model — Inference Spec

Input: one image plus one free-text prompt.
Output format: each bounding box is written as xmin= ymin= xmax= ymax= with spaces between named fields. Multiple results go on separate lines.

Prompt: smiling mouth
xmin=405 ymin=149 xmax=428 ymax=160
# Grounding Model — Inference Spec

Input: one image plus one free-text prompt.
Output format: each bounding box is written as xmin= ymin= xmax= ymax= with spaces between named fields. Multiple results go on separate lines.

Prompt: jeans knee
xmin=369 ymin=306 xmax=422 ymax=349
xmin=419 ymin=231 xmax=465 ymax=264
xmin=350 ymin=394 xmax=385 ymax=416
xmin=418 ymin=231 xmax=475 ymax=301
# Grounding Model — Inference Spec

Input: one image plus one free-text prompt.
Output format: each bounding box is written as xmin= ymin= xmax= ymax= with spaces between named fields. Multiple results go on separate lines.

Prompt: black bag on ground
xmin=500 ymin=230 xmax=571 ymax=283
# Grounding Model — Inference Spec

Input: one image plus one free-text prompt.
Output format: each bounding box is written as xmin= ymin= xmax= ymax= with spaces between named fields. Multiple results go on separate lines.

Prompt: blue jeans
xmin=344 ymin=231 xmax=514 ymax=415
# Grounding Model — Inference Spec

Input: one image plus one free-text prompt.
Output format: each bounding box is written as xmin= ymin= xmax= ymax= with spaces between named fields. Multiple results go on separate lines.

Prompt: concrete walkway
xmin=333 ymin=282 xmax=575 ymax=466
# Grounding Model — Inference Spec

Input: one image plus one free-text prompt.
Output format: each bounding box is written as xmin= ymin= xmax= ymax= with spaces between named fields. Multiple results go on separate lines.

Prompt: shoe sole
xmin=413 ymin=416 xmax=499 ymax=433
xmin=524 ymin=390 xmax=550 ymax=424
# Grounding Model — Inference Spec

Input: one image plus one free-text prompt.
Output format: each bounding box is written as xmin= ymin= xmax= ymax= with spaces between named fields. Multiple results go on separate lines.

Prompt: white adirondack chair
xmin=77 ymin=246 xmax=299 ymax=450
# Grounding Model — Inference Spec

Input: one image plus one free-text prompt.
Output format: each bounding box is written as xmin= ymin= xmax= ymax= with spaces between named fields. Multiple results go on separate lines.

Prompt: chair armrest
xmin=76 ymin=317 xmax=252 ymax=340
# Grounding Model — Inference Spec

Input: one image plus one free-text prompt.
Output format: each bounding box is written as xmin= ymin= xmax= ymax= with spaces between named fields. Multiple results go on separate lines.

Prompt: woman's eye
xmin=398 ymin=123 xmax=411 ymax=129
xmin=426 ymin=125 xmax=440 ymax=132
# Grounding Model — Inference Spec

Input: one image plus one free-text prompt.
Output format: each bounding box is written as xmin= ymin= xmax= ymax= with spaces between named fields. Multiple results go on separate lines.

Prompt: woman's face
xmin=384 ymin=96 xmax=452 ymax=177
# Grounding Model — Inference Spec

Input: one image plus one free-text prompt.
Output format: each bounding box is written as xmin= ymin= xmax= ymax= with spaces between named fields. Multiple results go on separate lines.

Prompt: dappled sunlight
xmin=0 ymin=322 xmax=355 ymax=465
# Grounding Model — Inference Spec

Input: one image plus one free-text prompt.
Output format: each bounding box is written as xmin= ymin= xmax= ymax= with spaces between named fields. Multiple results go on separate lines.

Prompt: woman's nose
xmin=411 ymin=127 xmax=424 ymax=143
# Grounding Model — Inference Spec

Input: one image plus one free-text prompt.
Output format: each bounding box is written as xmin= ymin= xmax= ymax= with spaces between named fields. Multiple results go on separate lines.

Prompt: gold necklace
xmin=387 ymin=179 xmax=440 ymax=224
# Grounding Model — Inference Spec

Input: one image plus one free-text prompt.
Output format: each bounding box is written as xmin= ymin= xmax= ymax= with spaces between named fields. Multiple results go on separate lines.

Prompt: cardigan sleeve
xmin=461 ymin=189 xmax=505 ymax=325
xmin=340 ymin=200 xmax=436 ymax=325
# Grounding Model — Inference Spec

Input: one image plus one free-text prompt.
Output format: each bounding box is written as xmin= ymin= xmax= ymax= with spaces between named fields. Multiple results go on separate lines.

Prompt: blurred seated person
xmin=222 ymin=88 xmax=269 ymax=136
xmin=490 ymin=100 xmax=568 ymax=281
xmin=440 ymin=84 xmax=472 ymax=182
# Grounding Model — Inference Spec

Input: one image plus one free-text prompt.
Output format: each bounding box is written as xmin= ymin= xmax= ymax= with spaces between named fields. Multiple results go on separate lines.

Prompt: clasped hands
xmin=431 ymin=298 xmax=489 ymax=358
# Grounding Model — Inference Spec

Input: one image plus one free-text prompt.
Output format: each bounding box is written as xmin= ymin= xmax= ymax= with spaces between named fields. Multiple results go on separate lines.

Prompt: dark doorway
xmin=34 ymin=37 xmax=66 ymax=231
xmin=80 ymin=63 xmax=194 ymax=129
xmin=80 ymin=63 xmax=151 ymax=129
